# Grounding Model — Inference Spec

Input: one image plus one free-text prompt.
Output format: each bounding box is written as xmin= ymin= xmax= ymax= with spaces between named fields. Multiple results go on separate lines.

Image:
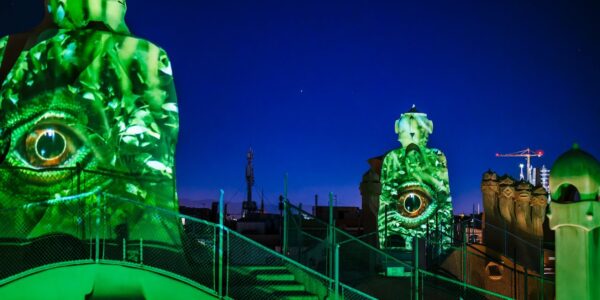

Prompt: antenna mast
xmin=242 ymin=148 xmax=257 ymax=217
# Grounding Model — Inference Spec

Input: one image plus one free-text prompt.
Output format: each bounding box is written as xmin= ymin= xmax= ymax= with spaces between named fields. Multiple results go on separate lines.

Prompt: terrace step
xmin=230 ymin=265 xmax=322 ymax=300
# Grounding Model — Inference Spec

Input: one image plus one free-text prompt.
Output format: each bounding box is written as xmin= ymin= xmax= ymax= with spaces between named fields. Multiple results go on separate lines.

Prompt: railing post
xmin=102 ymin=193 xmax=106 ymax=260
xmin=329 ymin=192 xmax=334 ymax=280
xmin=513 ymin=247 xmax=517 ymax=299
xmin=213 ymin=225 xmax=217 ymax=293
xmin=218 ymin=189 xmax=225 ymax=299
xmin=283 ymin=173 xmax=289 ymax=256
xmin=384 ymin=205 xmax=388 ymax=248
xmin=139 ymin=238 xmax=143 ymax=265
xmin=226 ymin=230 xmax=230 ymax=298
xmin=462 ymin=223 xmax=467 ymax=294
xmin=76 ymin=163 xmax=83 ymax=239
xmin=298 ymin=203 xmax=303 ymax=260
xmin=95 ymin=193 xmax=100 ymax=262
xmin=172 ymin=165 xmax=177 ymax=204
xmin=524 ymin=266 xmax=528 ymax=300
xmin=76 ymin=162 xmax=82 ymax=194
xmin=540 ymin=238 xmax=544 ymax=300
xmin=413 ymin=236 xmax=419 ymax=300
xmin=335 ymin=243 xmax=340 ymax=300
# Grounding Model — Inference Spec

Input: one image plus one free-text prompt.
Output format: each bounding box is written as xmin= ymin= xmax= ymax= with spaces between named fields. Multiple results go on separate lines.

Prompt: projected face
xmin=46 ymin=0 xmax=129 ymax=33
xmin=395 ymin=112 xmax=433 ymax=148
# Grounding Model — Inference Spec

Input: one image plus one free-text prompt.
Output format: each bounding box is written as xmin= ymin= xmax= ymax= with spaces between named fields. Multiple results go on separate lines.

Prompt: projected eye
xmin=24 ymin=125 xmax=79 ymax=168
xmin=397 ymin=188 xmax=430 ymax=218
xmin=404 ymin=194 xmax=421 ymax=212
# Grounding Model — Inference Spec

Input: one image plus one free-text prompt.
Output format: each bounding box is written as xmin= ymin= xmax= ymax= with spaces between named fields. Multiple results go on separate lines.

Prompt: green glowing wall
xmin=549 ymin=145 xmax=600 ymax=300
xmin=0 ymin=0 xmax=180 ymax=246
xmin=378 ymin=106 xmax=452 ymax=249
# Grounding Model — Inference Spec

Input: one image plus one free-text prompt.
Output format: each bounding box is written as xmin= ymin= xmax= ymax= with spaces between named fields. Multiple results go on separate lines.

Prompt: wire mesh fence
xmin=450 ymin=243 xmax=555 ymax=300
xmin=286 ymin=203 xmax=415 ymax=298
xmin=0 ymin=166 xmax=375 ymax=299
xmin=287 ymin=204 xmax=331 ymax=276
xmin=0 ymin=164 xmax=556 ymax=299
xmin=418 ymin=269 xmax=510 ymax=300
xmin=0 ymin=192 xmax=97 ymax=280
xmin=449 ymin=217 xmax=555 ymax=300
xmin=284 ymin=200 xmax=556 ymax=300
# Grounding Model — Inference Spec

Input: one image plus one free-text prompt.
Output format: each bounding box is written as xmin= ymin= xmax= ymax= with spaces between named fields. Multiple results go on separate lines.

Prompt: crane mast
xmin=496 ymin=148 xmax=544 ymax=184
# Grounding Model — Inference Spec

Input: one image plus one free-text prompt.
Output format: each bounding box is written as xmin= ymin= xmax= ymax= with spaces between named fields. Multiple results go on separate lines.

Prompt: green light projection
xmin=378 ymin=106 xmax=453 ymax=249
xmin=0 ymin=0 xmax=180 ymax=245
xmin=549 ymin=145 xmax=600 ymax=300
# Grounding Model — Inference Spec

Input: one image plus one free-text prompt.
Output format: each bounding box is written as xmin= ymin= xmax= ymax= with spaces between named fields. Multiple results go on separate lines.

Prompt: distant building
xmin=454 ymin=213 xmax=484 ymax=244
xmin=313 ymin=206 xmax=363 ymax=234
xmin=236 ymin=213 xmax=282 ymax=250
xmin=179 ymin=206 xmax=212 ymax=221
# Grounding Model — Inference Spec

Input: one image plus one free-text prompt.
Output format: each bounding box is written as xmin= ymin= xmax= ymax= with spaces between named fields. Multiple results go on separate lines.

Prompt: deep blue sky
xmin=1 ymin=1 xmax=599 ymax=214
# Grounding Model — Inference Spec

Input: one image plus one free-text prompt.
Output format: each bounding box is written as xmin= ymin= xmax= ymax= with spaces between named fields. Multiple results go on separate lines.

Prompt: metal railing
xmin=0 ymin=166 xmax=372 ymax=299
xmin=283 ymin=194 xmax=515 ymax=300
xmin=450 ymin=217 xmax=555 ymax=300
xmin=0 ymin=165 xmax=554 ymax=299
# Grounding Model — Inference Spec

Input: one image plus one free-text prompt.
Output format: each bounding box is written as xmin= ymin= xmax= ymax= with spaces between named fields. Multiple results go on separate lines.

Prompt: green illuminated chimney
xmin=548 ymin=144 xmax=600 ymax=300
xmin=46 ymin=0 xmax=129 ymax=33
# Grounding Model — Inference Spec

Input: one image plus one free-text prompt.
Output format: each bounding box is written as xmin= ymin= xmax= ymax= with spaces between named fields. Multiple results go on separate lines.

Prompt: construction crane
xmin=496 ymin=148 xmax=543 ymax=184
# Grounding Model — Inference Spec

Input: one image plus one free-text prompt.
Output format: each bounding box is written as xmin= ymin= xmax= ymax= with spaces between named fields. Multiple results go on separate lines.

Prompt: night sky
xmin=1 ymin=1 xmax=599 ymax=214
